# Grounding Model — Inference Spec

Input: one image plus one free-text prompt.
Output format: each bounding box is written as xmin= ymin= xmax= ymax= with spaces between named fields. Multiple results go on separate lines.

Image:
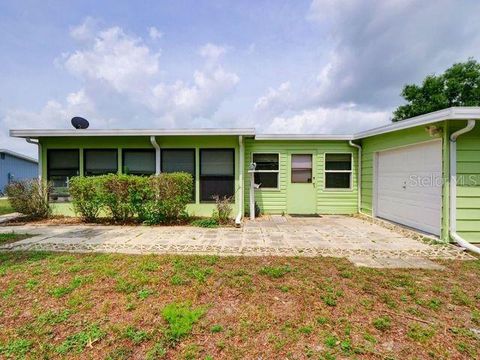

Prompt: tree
xmin=393 ymin=58 xmax=480 ymax=121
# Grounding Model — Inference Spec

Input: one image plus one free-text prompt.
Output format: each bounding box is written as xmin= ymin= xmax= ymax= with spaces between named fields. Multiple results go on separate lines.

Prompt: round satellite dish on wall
xmin=71 ymin=117 xmax=90 ymax=129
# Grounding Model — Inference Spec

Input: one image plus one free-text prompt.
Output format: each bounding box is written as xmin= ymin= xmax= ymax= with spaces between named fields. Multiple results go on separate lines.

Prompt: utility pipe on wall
xmin=349 ymin=140 xmax=362 ymax=213
xmin=449 ymin=119 xmax=480 ymax=254
xmin=235 ymin=136 xmax=244 ymax=227
xmin=26 ymin=138 xmax=41 ymax=181
xmin=150 ymin=136 xmax=161 ymax=174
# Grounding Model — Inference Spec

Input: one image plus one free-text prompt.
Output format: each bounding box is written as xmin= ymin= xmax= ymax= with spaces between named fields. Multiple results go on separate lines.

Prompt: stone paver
xmin=0 ymin=215 xmax=474 ymax=268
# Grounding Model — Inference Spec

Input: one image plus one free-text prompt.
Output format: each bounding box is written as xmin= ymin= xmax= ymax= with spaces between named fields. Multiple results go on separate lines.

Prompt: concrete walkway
xmin=0 ymin=215 xmax=474 ymax=269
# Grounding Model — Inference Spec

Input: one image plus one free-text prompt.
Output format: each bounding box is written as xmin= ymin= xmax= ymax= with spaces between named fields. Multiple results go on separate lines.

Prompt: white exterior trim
xmin=10 ymin=128 xmax=256 ymax=138
xmin=323 ymin=152 xmax=354 ymax=191
xmin=255 ymin=134 xmax=353 ymax=140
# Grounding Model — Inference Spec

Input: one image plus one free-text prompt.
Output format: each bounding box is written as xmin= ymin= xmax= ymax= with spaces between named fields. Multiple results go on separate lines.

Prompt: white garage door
xmin=376 ymin=140 xmax=442 ymax=236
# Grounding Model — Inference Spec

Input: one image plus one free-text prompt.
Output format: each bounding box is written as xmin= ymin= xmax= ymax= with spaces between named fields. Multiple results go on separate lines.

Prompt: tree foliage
xmin=393 ymin=59 xmax=480 ymax=121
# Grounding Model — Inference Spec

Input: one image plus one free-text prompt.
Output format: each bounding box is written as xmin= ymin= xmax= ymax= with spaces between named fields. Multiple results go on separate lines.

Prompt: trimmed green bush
xmin=67 ymin=173 xmax=193 ymax=224
xmin=141 ymin=173 xmax=193 ymax=224
xmin=69 ymin=176 xmax=103 ymax=221
xmin=5 ymin=179 xmax=52 ymax=219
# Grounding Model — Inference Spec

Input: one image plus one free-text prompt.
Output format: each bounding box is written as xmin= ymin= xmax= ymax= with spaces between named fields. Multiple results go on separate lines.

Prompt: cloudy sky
xmin=1 ymin=0 xmax=480 ymax=156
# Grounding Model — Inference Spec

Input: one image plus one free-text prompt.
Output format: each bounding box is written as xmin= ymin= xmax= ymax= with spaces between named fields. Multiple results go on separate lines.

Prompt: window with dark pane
xmin=123 ymin=149 xmax=156 ymax=175
xmin=291 ymin=154 xmax=312 ymax=183
xmin=253 ymin=153 xmax=279 ymax=189
xmin=325 ymin=153 xmax=352 ymax=189
xmin=47 ymin=149 xmax=80 ymax=195
xmin=200 ymin=149 xmax=234 ymax=202
xmin=161 ymin=149 xmax=195 ymax=201
xmin=84 ymin=149 xmax=118 ymax=176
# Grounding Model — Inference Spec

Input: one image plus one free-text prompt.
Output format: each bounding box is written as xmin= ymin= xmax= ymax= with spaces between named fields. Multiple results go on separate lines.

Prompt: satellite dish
xmin=71 ymin=117 xmax=89 ymax=129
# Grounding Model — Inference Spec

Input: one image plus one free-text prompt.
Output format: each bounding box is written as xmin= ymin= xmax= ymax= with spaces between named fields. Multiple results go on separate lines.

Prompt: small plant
xmin=324 ymin=334 xmax=338 ymax=348
xmin=407 ymin=323 xmax=435 ymax=343
xmin=191 ymin=218 xmax=219 ymax=228
xmin=5 ymin=179 xmax=52 ymax=218
xmin=56 ymin=324 xmax=106 ymax=354
xmin=146 ymin=342 xmax=167 ymax=359
xmin=298 ymin=325 xmax=313 ymax=334
xmin=259 ymin=265 xmax=291 ymax=279
xmin=49 ymin=276 xmax=87 ymax=298
xmin=162 ymin=302 xmax=205 ymax=344
xmin=137 ymin=288 xmax=154 ymax=300
xmin=372 ymin=316 xmax=391 ymax=332
xmin=105 ymin=347 xmax=133 ymax=360
xmin=0 ymin=339 xmax=32 ymax=358
xmin=210 ymin=324 xmax=223 ymax=333
xmin=38 ymin=309 xmax=73 ymax=325
xmin=212 ymin=195 xmax=233 ymax=224
xmin=122 ymin=326 xmax=149 ymax=344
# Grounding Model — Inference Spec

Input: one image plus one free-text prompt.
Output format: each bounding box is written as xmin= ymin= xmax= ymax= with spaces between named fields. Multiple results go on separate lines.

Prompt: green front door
xmin=287 ymin=152 xmax=317 ymax=214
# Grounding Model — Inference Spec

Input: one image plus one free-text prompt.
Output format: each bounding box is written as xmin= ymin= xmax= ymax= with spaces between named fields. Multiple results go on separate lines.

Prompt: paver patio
xmin=0 ymin=215 xmax=474 ymax=268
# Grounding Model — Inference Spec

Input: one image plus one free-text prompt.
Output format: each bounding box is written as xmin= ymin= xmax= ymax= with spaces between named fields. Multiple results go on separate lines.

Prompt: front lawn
xmin=0 ymin=252 xmax=479 ymax=359
xmin=0 ymin=198 xmax=14 ymax=215
xmin=0 ymin=232 xmax=31 ymax=245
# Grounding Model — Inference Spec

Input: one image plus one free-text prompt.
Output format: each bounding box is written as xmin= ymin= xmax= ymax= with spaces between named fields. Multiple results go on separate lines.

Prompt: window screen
xmin=84 ymin=149 xmax=118 ymax=176
xmin=161 ymin=149 xmax=195 ymax=200
xmin=200 ymin=149 xmax=234 ymax=202
xmin=253 ymin=153 xmax=279 ymax=189
xmin=325 ymin=153 xmax=352 ymax=189
xmin=291 ymin=154 xmax=312 ymax=183
xmin=123 ymin=149 xmax=156 ymax=175
xmin=47 ymin=149 xmax=79 ymax=194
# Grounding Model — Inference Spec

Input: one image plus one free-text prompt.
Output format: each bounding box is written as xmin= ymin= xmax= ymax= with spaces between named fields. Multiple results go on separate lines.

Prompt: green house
xmin=10 ymin=107 xmax=480 ymax=245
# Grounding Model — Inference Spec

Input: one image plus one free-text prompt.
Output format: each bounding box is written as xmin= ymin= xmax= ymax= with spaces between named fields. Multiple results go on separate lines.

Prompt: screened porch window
xmin=122 ymin=149 xmax=156 ymax=175
xmin=325 ymin=153 xmax=352 ymax=189
xmin=84 ymin=149 xmax=118 ymax=176
xmin=47 ymin=149 xmax=79 ymax=194
xmin=200 ymin=149 xmax=235 ymax=202
xmin=161 ymin=149 xmax=195 ymax=200
xmin=253 ymin=153 xmax=279 ymax=189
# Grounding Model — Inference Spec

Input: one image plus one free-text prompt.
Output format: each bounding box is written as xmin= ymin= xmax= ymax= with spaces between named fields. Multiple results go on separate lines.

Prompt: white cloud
xmin=64 ymin=26 xmax=160 ymax=94
xmin=70 ymin=16 xmax=99 ymax=42
xmin=148 ymin=26 xmax=163 ymax=40
xmin=199 ymin=43 xmax=227 ymax=62
xmin=263 ymin=105 xmax=390 ymax=134
xmin=254 ymin=82 xmax=292 ymax=112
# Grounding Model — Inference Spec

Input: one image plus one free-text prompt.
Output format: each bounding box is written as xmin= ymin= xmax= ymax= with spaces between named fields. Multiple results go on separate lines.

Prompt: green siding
xmin=244 ymin=140 xmax=358 ymax=215
xmin=453 ymin=123 xmax=480 ymax=242
xmin=359 ymin=123 xmax=449 ymax=241
xmin=40 ymin=136 xmax=241 ymax=218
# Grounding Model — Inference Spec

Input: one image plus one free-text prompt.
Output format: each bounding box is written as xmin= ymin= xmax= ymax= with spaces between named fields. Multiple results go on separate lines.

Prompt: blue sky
xmin=2 ymin=0 xmax=480 ymax=156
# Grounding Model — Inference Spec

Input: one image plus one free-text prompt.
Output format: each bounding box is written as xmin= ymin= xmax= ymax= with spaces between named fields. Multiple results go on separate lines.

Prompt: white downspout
xmin=349 ymin=140 xmax=362 ymax=213
xmin=450 ymin=119 xmax=480 ymax=254
xmin=150 ymin=136 xmax=161 ymax=175
xmin=235 ymin=135 xmax=244 ymax=227
xmin=26 ymin=138 xmax=41 ymax=181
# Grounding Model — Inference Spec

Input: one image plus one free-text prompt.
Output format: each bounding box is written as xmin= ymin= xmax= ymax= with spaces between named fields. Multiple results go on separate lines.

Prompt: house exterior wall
xmin=359 ymin=123 xmax=449 ymax=241
xmin=451 ymin=122 xmax=480 ymax=243
xmin=243 ymin=139 xmax=358 ymax=215
xmin=39 ymin=136 xmax=241 ymax=217
xmin=0 ymin=152 xmax=38 ymax=194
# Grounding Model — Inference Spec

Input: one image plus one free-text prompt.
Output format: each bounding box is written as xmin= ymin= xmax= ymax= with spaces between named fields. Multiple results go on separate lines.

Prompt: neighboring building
xmin=9 ymin=107 xmax=480 ymax=244
xmin=0 ymin=149 xmax=38 ymax=195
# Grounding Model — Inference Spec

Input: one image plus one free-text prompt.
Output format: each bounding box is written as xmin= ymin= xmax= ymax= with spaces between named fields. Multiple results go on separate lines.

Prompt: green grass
xmin=0 ymin=198 xmax=14 ymax=215
xmin=0 ymin=232 xmax=31 ymax=245
xmin=0 ymin=252 xmax=479 ymax=359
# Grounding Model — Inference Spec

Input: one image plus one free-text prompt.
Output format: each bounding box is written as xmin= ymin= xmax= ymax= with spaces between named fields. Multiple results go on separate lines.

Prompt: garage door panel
xmin=376 ymin=140 xmax=442 ymax=236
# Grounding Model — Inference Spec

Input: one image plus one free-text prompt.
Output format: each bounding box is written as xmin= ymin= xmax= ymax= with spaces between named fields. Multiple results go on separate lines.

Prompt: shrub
xmin=100 ymin=174 xmax=146 ymax=222
xmin=5 ymin=179 xmax=52 ymax=219
xmin=191 ymin=218 xmax=219 ymax=228
xmin=69 ymin=176 xmax=103 ymax=221
xmin=142 ymin=173 xmax=193 ymax=224
xmin=212 ymin=195 xmax=233 ymax=224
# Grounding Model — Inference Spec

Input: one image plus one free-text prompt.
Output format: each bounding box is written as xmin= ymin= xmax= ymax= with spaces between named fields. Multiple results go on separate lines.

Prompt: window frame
xmin=46 ymin=149 xmax=80 ymax=196
xmin=83 ymin=148 xmax=119 ymax=177
xmin=122 ymin=148 xmax=156 ymax=176
xmin=199 ymin=148 xmax=235 ymax=203
xmin=323 ymin=152 xmax=353 ymax=191
xmin=161 ymin=148 xmax=196 ymax=202
xmin=252 ymin=152 xmax=280 ymax=191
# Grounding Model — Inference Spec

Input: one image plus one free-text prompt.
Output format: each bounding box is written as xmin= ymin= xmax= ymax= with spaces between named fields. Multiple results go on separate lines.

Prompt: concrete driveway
xmin=0 ymin=215 xmax=473 ymax=269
